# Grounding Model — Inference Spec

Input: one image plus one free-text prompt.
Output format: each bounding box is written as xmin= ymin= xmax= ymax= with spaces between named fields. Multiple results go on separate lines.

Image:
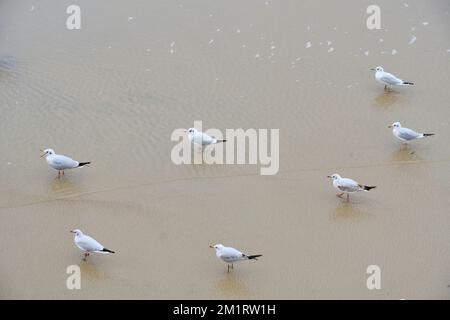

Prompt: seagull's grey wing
xmin=397 ymin=128 xmax=421 ymax=141
xmin=220 ymin=247 xmax=245 ymax=262
xmin=51 ymin=155 xmax=78 ymax=169
xmin=201 ymin=133 xmax=215 ymax=145
xmin=76 ymin=235 xmax=104 ymax=252
xmin=338 ymin=178 xmax=360 ymax=192
xmin=380 ymin=73 xmax=402 ymax=85
xmin=192 ymin=132 xmax=212 ymax=145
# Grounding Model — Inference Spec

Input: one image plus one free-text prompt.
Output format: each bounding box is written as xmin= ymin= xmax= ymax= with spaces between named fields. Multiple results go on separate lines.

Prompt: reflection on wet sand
xmin=216 ymin=272 xmax=250 ymax=298
xmin=373 ymin=92 xmax=403 ymax=108
xmin=0 ymin=54 xmax=17 ymax=70
xmin=332 ymin=201 xmax=367 ymax=220
xmin=390 ymin=147 xmax=423 ymax=162
xmin=78 ymin=260 xmax=106 ymax=281
xmin=48 ymin=177 xmax=83 ymax=197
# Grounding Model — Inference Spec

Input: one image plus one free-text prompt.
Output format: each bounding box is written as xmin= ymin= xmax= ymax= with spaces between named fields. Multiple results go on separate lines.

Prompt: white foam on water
xmin=408 ymin=35 xmax=417 ymax=45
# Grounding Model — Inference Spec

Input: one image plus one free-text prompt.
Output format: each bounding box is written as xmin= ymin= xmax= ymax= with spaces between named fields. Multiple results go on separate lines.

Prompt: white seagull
xmin=371 ymin=66 xmax=414 ymax=91
xmin=186 ymin=128 xmax=226 ymax=148
xmin=41 ymin=148 xmax=90 ymax=178
xmin=388 ymin=122 xmax=434 ymax=147
xmin=210 ymin=244 xmax=262 ymax=272
xmin=327 ymin=174 xmax=376 ymax=200
xmin=70 ymin=229 xmax=115 ymax=261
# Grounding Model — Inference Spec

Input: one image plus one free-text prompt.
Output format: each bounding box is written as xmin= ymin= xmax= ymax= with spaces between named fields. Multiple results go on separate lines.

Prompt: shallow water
xmin=1 ymin=0 xmax=450 ymax=299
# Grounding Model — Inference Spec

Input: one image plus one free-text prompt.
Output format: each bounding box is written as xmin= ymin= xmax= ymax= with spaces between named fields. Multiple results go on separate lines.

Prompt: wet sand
xmin=1 ymin=0 xmax=450 ymax=299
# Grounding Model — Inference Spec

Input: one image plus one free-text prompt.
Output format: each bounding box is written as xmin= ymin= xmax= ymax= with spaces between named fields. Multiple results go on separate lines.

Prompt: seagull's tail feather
xmin=102 ymin=248 xmax=115 ymax=254
xmin=77 ymin=162 xmax=91 ymax=167
xmin=402 ymin=81 xmax=414 ymax=85
xmin=423 ymin=133 xmax=435 ymax=137
xmin=247 ymin=254 xmax=262 ymax=260
xmin=214 ymin=139 xmax=227 ymax=143
xmin=364 ymin=186 xmax=376 ymax=191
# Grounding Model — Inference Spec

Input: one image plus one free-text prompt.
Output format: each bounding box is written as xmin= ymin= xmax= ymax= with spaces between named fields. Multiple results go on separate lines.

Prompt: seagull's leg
xmin=346 ymin=194 xmax=350 ymax=201
xmin=231 ymin=263 xmax=234 ymax=269
xmin=384 ymin=85 xmax=387 ymax=91
xmin=227 ymin=265 xmax=230 ymax=273
xmin=62 ymin=170 xmax=65 ymax=176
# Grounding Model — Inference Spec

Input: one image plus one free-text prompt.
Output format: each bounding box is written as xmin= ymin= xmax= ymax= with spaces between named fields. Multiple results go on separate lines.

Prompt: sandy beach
xmin=1 ymin=0 xmax=450 ymax=299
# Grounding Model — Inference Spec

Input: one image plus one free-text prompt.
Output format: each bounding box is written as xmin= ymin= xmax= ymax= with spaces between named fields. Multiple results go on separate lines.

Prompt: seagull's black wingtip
xmin=78 ymin=162 xmax=91 ymax=167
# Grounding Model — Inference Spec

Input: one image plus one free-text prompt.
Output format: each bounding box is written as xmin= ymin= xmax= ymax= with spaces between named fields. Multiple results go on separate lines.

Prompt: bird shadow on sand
xmin=215 ymin=272 xmax=251 ymax=298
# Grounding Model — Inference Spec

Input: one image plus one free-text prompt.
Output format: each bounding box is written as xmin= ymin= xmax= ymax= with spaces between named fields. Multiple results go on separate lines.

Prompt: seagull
xmin=70 ymin=229 xmax=115 ymax=261
xmin=327 ymin=174 xmax=376 ymax=200
xmin=388 ymin=122 xmax=434 ymax=147
xmin=40 ymin=148 xmax=90 ymax=178
xmin=185 ymin=128 xmax=226 ymax=149
xmin=210 ymin=244 xmax=262 ymax=272
xmin=371 ymin=66 xmax=414 ymax=91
